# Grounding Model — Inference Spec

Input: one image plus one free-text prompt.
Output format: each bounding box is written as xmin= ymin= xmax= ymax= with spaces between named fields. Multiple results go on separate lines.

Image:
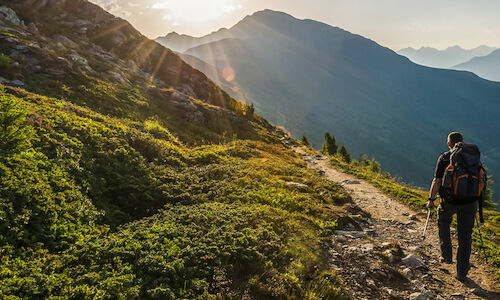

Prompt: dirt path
xmin=294 ymin=148 xmax=499 ymax=299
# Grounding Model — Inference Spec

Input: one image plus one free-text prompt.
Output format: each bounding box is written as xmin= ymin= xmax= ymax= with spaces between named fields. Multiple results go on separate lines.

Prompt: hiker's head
xmin=447 ymin=132 xmax=463 ymax=149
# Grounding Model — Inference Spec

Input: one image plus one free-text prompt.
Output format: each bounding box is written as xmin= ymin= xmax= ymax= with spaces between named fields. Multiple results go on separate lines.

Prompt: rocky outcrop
xmin=0 ymin=6 xmax=23 ymax=26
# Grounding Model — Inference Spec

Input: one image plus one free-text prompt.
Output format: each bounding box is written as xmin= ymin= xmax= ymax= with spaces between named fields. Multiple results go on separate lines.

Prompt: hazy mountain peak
xmin=453 ymin=48 xmax=500 ymax=81
xmin=398 ymin=45 xmax=498 ymax=68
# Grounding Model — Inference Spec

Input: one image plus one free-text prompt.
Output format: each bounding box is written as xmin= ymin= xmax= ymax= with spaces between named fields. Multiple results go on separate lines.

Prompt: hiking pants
xmin=437 ymin=200 xmax=477 ymax=278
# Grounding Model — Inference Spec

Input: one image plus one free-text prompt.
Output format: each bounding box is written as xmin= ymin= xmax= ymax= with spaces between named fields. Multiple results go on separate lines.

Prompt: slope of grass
xmin=0 ymin=87 xmax=350 ymax=299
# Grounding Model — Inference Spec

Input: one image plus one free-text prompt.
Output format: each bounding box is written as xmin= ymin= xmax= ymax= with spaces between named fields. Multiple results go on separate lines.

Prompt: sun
xmin=152 ymin=0 xmax=242 ymax=25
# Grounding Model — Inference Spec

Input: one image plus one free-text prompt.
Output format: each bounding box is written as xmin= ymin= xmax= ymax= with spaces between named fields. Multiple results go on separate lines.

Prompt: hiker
xmin=426 ymin=132 xmax=487 ymax=281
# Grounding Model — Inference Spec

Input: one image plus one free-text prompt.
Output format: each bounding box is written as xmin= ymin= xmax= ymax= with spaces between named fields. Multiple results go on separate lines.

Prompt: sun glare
xmin=152 ymin=0 xmax=242 ymax=25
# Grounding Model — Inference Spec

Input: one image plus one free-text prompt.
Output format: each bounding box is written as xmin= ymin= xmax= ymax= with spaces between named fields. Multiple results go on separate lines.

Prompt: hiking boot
xmin=440 ymin=256 xmax=452 ymax=264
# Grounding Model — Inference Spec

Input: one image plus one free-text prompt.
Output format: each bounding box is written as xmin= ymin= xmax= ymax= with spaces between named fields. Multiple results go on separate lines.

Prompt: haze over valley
xmin=156 ymin=10 xmax=500 ymax=198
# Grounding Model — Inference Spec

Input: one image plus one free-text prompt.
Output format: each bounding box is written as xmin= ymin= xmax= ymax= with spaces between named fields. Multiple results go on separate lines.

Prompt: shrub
xmin=0 ymin=88 xmax=31 ymax=157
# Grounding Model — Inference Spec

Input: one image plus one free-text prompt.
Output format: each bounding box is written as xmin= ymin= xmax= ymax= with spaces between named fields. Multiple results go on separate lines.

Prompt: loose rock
xmin=402 ymin=254 xmax=426 ymax=269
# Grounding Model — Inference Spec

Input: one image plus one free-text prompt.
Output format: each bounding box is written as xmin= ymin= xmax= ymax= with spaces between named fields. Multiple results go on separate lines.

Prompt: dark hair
xmin=447 ymin=132 xmax=463 ymax=146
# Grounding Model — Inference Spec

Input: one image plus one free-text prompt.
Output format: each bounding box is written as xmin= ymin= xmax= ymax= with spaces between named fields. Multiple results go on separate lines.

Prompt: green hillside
xmin=0 ymin=86 xmax=352 ymax=299
xmin=0 ymin=1 xmax=357 ymax=298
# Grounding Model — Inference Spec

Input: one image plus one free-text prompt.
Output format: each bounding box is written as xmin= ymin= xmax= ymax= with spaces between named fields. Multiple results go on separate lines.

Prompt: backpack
xmin=442 ymin=142 xmax=487 ymax=209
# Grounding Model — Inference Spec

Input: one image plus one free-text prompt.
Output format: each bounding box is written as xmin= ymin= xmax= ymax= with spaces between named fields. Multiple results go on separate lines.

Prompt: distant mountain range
xmin=453 ymin=49 xmax=500 ymax=82
xmin=157 ymin=10 xmax=500 ymax=196
xmin=397 ymin=45 xmax=497 ymax=69
xmin=156 ymin=29 xmax=233 ymax=53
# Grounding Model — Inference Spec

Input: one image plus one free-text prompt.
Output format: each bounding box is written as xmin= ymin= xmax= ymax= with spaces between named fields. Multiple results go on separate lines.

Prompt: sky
xmin=89 ymin=0 xmax=500 ymax=50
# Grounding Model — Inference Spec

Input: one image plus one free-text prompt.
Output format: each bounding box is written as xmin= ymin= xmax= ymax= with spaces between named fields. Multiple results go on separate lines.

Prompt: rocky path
xmin=295 ymin=148 xmax=499 ymax=299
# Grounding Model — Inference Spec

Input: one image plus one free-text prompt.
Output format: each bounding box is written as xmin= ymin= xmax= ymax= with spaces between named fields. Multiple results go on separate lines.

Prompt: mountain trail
xmin=293 ymin=147 xmax=500 ymax=299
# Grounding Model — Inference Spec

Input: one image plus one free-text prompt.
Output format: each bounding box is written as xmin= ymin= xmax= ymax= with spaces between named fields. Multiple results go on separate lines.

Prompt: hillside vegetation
xmin=0 ymin=86 xmax=353 ymax=299
xmin=0 ymin=1 xmax=361 ymax=298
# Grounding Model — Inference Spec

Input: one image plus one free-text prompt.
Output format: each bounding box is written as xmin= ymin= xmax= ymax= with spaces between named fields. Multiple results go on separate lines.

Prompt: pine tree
xmin=301 ymin=133 xmax=310 ymax=147
xmin=337 ymin=144 xmax=350 ymax=162
xmin=322 ymin=132 xmax=337 ymax=155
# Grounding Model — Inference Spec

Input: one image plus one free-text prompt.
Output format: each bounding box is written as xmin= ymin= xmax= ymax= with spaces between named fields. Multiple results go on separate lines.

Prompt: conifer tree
xmin=301 ymin=133 xmax=311 ymax=147
xmin=322 ymin=132 xmax=337 ymax=155
xmin=337 ymin=144 xmax=350 ymax=162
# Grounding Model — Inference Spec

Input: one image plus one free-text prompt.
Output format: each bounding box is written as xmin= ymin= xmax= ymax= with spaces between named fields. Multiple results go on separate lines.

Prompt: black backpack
xmin=442 ymin=142 xmax=487 ymax=220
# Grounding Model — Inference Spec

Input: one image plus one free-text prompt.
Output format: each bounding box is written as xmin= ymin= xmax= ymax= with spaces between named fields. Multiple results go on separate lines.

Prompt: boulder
xmin=0 ymin=6 xmax=23 ymax=26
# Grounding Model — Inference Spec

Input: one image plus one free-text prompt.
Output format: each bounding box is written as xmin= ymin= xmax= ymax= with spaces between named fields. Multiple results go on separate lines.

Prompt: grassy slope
xmin=0 ymin=87 xmax=351 ymax=299
xmin=328 ymin=154 xmax=500 ymax=279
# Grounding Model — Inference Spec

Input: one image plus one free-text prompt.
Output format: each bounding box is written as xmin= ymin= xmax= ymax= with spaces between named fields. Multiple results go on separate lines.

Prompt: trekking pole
xmin=476 ymin=213 xmax=488 ymax=263
xmin=422 ymin=208 xmax=432 ymax=239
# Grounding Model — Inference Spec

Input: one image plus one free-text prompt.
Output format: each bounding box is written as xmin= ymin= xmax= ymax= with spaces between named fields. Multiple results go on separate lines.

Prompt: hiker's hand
xmin=426 ymin=198 xmax=435 ymax=209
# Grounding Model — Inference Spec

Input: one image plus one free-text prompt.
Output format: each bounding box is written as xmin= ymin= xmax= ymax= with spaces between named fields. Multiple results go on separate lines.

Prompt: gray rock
xmin=7 ymin=79 xmax=24 ymax=87
xmin=402 ymin=267 xmax=413 ymax=278
xmin=285 ymin=181 xmax=308 ymax=188
xmin=402 ymin=254 xmax=426 ymax=269
xmin=336 ymin=235 xmax=347 ymax=243
xmin=53 ymin=35 xmax=78 ymax=48
xmin=186 ymin=111 xmax=205 ymax=123
xmin=0 ymin=6 xmax=22 ymax=26
xmin=384 ymin=288 xmax=397 ymax=297
xmin=335 ymin=230 xmax=366 ymax=239
xmin=343 ymin=180 xmax=361 ymax=184
xmin=0 ymin=76 xmax=8 ymax=83
xmin=55 ymin=42 xmax=66 ymax=51
xmin=27 ymin=22 xmax=39 ymax=34
xmin=410 ymin=214 xmax=418 ymax=220
xmin=56 ymin=56 xmax=72 ymax=69
xmin=410 ymin=290 xmax=434 ymax=300
xmin=107 ymin=71 xmax=129 ymax=85
xmin=68 ymin=52 xmax=88 ymax=66
xmin=408 ymin=246 xmax=421 ymax=253
xmin=13 ymin=44 xmax=28 ymax=52
xmin=360 ymin=243 xmax=374 ymax=253
xmin=384 ymin=250 xmax=397 ymax=263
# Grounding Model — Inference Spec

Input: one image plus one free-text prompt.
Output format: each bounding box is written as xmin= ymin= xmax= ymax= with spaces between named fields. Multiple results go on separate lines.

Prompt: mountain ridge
xmin=397 ymin=45 xmax=498 ymax=68
xmin=160 ymin=9 xmax=500 ymax=197
xmin=453 ymin=48 xmax=500 ymax=82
